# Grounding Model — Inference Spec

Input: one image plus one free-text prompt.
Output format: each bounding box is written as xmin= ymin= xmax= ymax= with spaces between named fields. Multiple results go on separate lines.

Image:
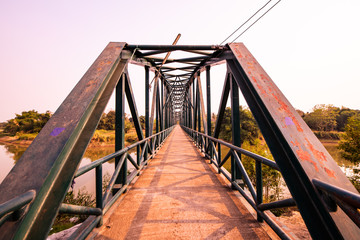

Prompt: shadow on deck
xmin=91 ymin=126 xmax=274 ymax=239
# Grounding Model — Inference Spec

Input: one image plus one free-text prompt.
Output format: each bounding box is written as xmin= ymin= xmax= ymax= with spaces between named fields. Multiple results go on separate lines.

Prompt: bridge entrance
xmin=1 ymin=42 xmax=359 ymax=240
xmin=93 ymin=126 xmax=272 ymax=239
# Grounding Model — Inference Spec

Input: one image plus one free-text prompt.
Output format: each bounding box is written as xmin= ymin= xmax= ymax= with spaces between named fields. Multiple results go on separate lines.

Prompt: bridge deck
xmin=94 ymin=126 xmax=273 ymax=239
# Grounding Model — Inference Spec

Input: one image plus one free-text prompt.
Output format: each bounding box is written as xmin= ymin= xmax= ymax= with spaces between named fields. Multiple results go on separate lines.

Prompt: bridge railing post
xmin=115 ymin=73 xmax=127 ymax=193
xmin=256 ymin=161 xmax=263 ymax=222
xmin=95 ymin=165 xmax=103 ymax=226
xmin=230 ymin=73 xmax=243 ymax=189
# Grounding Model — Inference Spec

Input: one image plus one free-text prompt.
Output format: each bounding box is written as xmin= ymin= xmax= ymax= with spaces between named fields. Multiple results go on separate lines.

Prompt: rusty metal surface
xmin=228 ymin=43 xmax=359 ymax=239
xmin=0 ymin=42 xmax=127 ymax=239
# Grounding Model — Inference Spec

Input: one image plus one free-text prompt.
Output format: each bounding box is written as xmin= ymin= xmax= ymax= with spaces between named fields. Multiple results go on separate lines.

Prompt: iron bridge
xmin=0 ymin=42 xmax=360 ymax=240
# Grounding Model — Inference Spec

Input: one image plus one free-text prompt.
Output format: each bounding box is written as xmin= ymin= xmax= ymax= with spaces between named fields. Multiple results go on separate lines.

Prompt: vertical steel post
xmin=161 ymin=80 xmax=164 ymax=131
xmin=218 ymin=143 xmax=221 ymax=174
xmin=137 ymin=145 xmax=141 ymax=166
xmin=256 ymin=161 xmax=263 ymax=222
xmin=145 ymin=66 xmax=150 ymax=138
xmin=230 ymin=74 xmax=242 ymax=186
xmin=206 ymin=66 xmax=212 ymax=159
xmin=197 ymin=80 xmax=201 ymax=148
xmin=193 ymin=80 xmax=196 ymax=130
xmin=156 ymin=83 xmax=160 ymax=134
xmin=95 ymin=165 xmax=103 ymax=226
xmin=189 ymin=86 xmax=193 ymax=129
xmin=145 ymin=66 xmax=149 ymax=162
xmin=95 ymin=165 xmax=103 ymax=209
xmin=115 ymin=73 xmax=126 ymax=192
xmin=165 ymin=87 xmax=168 ymax=129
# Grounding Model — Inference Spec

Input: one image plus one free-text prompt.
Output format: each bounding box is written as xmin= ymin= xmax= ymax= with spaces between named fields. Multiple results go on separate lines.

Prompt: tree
xmin=4 ymin=110 xmax=51 ymax=135
xmin=336 ymin=107 xmax=360 ymax=131
xmin=338 ymin=115 xmax=360 ymax=163
xmin=218 ymin=106 xmax=259 ymax=145
xmin=97 ymin=111 xmax=115 ymax=130
xmin=303 ymin=104 xmax=338 ymax=131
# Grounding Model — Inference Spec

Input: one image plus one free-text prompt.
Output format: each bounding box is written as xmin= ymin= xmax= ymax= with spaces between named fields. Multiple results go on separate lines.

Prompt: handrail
xmin=182 ymin=125 xmax=360 ymax=239
xmin=182 ymin=126 xmax=291 ymax=239
xmin=63 ymin=126 xmax=174 ymax=239
xmin=0 ymin=190 xmax=36 ymax=227
xmin=313 ymin=178 xmax=360 ymax=228
xmin=182 ymin=126 xmax=279 ymax=170
xmin=75 ymin=130 xmax=168 ymax=178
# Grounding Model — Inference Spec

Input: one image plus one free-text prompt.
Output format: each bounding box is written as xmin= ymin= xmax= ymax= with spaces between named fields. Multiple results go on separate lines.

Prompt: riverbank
xmin=0 ymin=129 xmax=140 ymax=148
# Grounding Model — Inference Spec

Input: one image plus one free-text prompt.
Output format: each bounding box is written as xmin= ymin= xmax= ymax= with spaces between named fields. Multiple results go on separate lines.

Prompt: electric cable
xmin=219 ymin=0 xmax=272 ymax=45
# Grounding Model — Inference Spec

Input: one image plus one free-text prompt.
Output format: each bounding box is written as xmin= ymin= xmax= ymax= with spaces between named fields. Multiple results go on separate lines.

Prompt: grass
xmin=16 ymin=132 xmax=38 ymax=140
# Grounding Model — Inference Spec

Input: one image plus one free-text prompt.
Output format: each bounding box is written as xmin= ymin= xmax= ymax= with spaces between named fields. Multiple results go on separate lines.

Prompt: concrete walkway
xmin=94 ymin=126 xmax=272 ymax=239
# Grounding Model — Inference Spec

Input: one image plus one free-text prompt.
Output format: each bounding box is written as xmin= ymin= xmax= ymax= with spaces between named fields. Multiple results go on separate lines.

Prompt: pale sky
xmin=1 ymin=0 xmax=359 ymax=122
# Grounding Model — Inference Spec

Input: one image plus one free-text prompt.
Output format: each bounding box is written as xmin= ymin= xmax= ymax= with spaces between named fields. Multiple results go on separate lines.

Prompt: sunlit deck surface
xmin=93 ymin=126 xmax=272 ymax=239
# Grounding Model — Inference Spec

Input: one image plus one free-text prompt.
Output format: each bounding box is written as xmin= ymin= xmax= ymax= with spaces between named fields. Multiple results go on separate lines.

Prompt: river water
xmin=0 ymin=143 xmax=137 ymax=196
xmin=0 ymin=140 xmax=358 ymax=197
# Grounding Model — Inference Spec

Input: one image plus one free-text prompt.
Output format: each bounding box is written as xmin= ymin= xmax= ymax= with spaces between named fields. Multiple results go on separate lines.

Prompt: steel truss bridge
xmin=0 ymin=42 xmax=360 ymax=240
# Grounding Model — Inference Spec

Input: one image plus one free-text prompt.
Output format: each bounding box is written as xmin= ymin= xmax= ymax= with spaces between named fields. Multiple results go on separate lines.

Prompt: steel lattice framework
xmin=0 ymin=42 xmax=360 ymax=240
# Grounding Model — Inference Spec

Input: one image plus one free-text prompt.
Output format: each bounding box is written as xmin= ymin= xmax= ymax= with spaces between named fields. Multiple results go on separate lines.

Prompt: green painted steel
xmin=230 ymin=74 xmax=242 ymax=184
xmin=0 ymin=190 xmax=35 ymax=223
xmin=2 ymin=42 xmax=360 ymax=240
xmin=0 ymin=42 xmax=128 ymax=240
xmin=227 ymin=43 xmax=359 ymax=239
xmin=115 ymin=73 xmax=126 ymax=192
xmin=58 ymin=204 xmax=102 ymax=216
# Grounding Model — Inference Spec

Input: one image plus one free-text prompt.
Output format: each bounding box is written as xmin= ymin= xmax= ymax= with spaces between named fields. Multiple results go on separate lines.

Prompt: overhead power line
xmin=219 ymin=0 xmax=282 ymax=45
xmin=220 ymin=0 xmax=272 ymax=45
xmin=231 ymin=0 xmax=282 ymax=43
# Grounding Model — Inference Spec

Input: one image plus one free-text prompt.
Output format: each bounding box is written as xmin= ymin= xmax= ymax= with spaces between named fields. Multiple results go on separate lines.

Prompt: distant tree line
xmin=218 ymin=106 xmax=260 ymax=145
xmin=298 ymin=104 xmax=360 ymax=132
xmin=96 ymin=110 xmax=146 ymax=133
xmin=3 ymin=110 xmax=51 ymax=135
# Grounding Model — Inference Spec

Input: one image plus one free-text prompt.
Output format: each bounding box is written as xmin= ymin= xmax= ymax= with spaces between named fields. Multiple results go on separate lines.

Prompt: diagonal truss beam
xmin=124 ymin=70 xmax=144 ymax=141
xmin=0 ymin=43 xmax=128 ymax=239
xmin=213 ymin=73 xmax=230 ymax=138
xmin=196 ymin=73 xmax=208 ymax=135
xmin=227 ymin=42 xmax=359 ymax=239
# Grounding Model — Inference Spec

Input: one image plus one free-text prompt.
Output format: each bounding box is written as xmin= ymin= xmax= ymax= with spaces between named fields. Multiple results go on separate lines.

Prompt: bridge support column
xmin=206 ymin=66 xmax=212 ymax=161
xmin=145 ymin=66 xmax=149 ymax=162
xmin=230 ymin=73 xmax=243 ymax=189
xmin=115 ymin=73 xmax=127 ymax=193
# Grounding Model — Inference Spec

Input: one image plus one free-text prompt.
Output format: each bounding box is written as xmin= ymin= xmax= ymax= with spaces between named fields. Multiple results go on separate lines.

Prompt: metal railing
xmin=182 ymin=126 xmax=360 ymax=239
xmin=182 ymin=126 xmax=296 ymax=239
xmin=64 ymin=126 xmax=174 ymax=239
xmin=0 ymin=191 xmax=36 ymax=228
xmin=0 ymin=126 xmax=174 ymax=239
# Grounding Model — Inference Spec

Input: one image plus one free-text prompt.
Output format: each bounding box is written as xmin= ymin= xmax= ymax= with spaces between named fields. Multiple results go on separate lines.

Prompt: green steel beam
xmin=230 ymin=73 xmax=242 ymax=183
xmin=213 ymin=73 xmax=230 ymax=139
xmin=115 ymin=73 xmax=127 ymax=192
xmin=0 ymin=42 xmax=128 ymax=240
xmin=124 ymin=70 xmax=144 ymax=141
xmin=227 ymin=42 xmax=360 ymax=239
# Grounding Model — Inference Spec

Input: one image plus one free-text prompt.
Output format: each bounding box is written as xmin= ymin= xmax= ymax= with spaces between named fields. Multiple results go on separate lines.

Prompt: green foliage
xmin=313 ymin=131 xmax=344 ymax=140
xmin=218 ymin=107 xmax=259 ymax=145
xmin=241 ymin=139 xmax=282 ymax=202
xmin=338 ymin=115 xmax=360 ymax=163
xmin=91 ymin=130 xmax=115 ymax=143
xmin=16 ymin=132 xmax=38 ymax=140
xmin=97 ymin=111 xmax=134 ymax=133
xmin=302 ymin=105 xmax=360 ymax=132
xmin=4 ymin=110 xmax=51 ymax=135
xmin=50 ymin=188 xmax=95 ymax=234
xmin=97 ymin=110 xmax=115 ymax=130
xmin=348 ymin=168 xmax=360 ymax=192
xmin=125 ymin=131 xmax=138 ymax=144
xmin=303 ymin=104 xmax=338 ymax=131
xmin=139 ymin=115 xmax=146 ymax=129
